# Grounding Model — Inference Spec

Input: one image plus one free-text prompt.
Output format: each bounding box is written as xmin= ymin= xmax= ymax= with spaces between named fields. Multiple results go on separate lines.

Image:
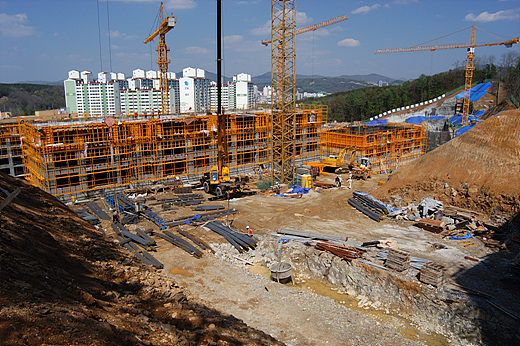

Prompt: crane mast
xmin=375 ymin=26 xmax=519 ymax=126
xmin=266 ymin=2 xmax=348 ymax=184
xmin=270 ymin=0 xmax=297 ymax=184
xmin=144 ymin=1 xmax=176 ymax=115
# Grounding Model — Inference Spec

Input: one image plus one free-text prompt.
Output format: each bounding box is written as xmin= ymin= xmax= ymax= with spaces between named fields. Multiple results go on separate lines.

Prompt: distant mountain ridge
xmin=16 ymin=72 xmax=400 ymax=95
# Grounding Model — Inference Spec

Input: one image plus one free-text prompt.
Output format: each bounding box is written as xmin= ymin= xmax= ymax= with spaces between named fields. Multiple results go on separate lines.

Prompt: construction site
xmin=1 ymin=1 xmax=520 ymax=346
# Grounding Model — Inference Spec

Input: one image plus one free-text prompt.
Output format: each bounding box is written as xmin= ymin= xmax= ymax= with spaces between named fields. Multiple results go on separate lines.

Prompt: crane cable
xmin=106 ymin=0 xmax=113 ymax=72
xmin=96 ymin=0 xmax=103 ymax=71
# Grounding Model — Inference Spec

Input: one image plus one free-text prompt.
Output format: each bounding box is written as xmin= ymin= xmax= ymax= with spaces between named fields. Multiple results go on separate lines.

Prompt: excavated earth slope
xmin=0 ymin=172 xmax=283 ymax=346
xmin=372 ymin=109 xmax=520 ymax=219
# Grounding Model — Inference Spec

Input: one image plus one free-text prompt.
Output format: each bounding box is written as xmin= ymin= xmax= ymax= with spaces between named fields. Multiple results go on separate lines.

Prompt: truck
xmin=200 ymin=165 xmax=248 ymax=198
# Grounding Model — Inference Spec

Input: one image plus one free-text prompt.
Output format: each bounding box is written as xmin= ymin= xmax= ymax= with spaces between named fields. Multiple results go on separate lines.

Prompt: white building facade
xmin=65 ymin=68 xmax=255 ymax=116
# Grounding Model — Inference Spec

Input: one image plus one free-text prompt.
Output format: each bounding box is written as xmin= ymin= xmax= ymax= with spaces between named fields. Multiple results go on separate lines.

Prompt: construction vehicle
xmin=200 ymin=166 xmax=247 ymax=198
xmin=321 ymin=146 xmax=356 ymax=173
xmin=350 ymin=157 xmax=372 ymax=180
xmin=320 ymin=146 xmax=371 ymax=179
xmin=200 ymin=0 xmax=253 ymax=199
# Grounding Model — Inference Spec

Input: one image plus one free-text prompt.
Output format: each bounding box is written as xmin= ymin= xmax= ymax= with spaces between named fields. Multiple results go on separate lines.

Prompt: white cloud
xmin=164 ymin=0 xmax=197 ymax=10
xmin=0 ymin=13 xmax=37 ymax=38
xmin=110 ymin=0 xmax=197 ymax=10
xmin=296 ymin=11 xmax=312 ymax=25
xmin=393 ymin=0 xmax=418 ymax=4
xmin=465 ymin=9 xmax=520 ymax=22
xmin=224 ymin=35 xmax=244 ymax=43
xmin=250 ymin=21 xmax=271 ymax=36
xmin=337 ymin=38 xmax=360 ymax=47
xmin=181 ymin=46 xmax=210 ymax=54
xmin=352 ymin=4 xmax=381 ymax=14
xmin=110 ymin=30 xmax=137 ymax=40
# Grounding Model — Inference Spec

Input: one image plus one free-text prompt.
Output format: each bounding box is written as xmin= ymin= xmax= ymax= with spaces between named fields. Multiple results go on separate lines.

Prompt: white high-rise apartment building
xmin=179 ymin=67 xmax=210 ymax=113
xmin=208 ymin=73 xmax=255 ymax=111
xmin=64 ymin=67 xmax=254 ymax=116
xmin=64 ymin=70 xmax=121 ymax=117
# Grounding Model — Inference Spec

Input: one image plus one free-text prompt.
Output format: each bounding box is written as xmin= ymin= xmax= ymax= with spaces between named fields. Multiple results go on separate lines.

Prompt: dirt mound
xmin=373 ymin=109 xmax=520 ymax=218
xmin=0 ymin=172 xmax=283 ymax=346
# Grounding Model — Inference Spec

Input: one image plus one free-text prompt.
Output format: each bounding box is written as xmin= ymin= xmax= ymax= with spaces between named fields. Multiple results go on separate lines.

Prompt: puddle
xmin=170 ymin=266 xmax=194 ymax=277
xmin=249 ymin=264 xmax=449 ymax=346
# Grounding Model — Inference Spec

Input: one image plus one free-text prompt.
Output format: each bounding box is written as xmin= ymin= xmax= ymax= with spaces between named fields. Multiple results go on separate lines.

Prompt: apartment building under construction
xmin=1 ymin=105 xmax=427 ymax=202
xmin=320 ymin=122 xmax=427 ymax=174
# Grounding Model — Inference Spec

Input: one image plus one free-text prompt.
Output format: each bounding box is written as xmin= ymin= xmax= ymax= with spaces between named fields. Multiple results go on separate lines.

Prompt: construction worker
xmin=274 ymin=182 xmax=280 ymax=194
xmin=112 ymin=209 xmax=119 ymax=223
xmin=348 ymin=172 xmax=353 ymax=189
xmin=246 ymin=226 xmax=253 ymax=235
xmin=335 ymin=175 xmax=342 ymax=187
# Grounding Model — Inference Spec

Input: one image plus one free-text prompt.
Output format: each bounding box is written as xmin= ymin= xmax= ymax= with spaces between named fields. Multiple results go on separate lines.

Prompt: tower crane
xmin=265 ymin=0 xmax=348 ymax=184
xmin=375 ymin=26 xmax=520 ymax=126
xmin=144 ymin=1 xmax=176 ymax=115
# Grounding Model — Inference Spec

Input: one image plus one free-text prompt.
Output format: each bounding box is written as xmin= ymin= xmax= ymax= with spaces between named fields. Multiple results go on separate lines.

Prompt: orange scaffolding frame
xmin=20 ymin=107 xmax=326 ymax=197
xmin=319 ymin=122 xmax=427 ymax=174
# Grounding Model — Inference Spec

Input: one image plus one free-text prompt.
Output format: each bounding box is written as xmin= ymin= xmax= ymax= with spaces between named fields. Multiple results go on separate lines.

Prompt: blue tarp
xmin=450 ymin=232 xmax=473 ymax=240
xmin=455 ymin=82 xmax=492 ymax=102
xmin=429 ymin=116 xmax=445 ymax=120
xmin=449 ymin=115 xmax=479 ymax=126
xmin=473 ymin=110 xmax=486 ymax=117
xmin=365 ymin=119 xmax=388 ymax=126
xmin=289 ymin=184 xmax=310 ymax=194
xmin=184 ymin=214 xmax=202 ymax=225
xmin=405 ymin=116 xmax=427 ymax=124
xmin=454 ymin=125 xmax=475 ymax=137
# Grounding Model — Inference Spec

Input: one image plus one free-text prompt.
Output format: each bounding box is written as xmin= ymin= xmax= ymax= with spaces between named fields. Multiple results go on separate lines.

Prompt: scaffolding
xmin=20 ymin=107 xmax=325 ymax=199
xmin=0 ymin=120 xmax=24 ymax=177
xmin=319 ymin=122 xmax=427 ymax=174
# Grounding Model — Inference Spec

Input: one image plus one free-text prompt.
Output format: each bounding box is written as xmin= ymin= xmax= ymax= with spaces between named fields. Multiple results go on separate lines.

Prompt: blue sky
xmin=0 ymin=0 xmax=519 ymax=83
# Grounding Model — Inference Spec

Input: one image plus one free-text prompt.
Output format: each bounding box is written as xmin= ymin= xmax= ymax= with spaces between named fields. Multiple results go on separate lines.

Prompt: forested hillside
xmin=0 ymin=84 xmax=65 ymax=116
xmin=302 ymin=53 xmax=520 ymax=122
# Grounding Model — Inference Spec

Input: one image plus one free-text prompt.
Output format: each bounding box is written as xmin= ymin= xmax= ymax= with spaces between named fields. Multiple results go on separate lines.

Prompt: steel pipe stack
xmin=205 ymin=220 xmax=256 ymax=252
xmin=348 ymin=191 xmax=389 ymax=222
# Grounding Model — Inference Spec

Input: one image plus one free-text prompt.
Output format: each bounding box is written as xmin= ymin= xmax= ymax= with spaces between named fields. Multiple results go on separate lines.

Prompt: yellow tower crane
xmin=144 ymin=1 xmax=176 ymax=115
xmin=265 ymin=1 xmax=348 ymax=184
xmin=375 ymin=26 xmax=519 ymax=126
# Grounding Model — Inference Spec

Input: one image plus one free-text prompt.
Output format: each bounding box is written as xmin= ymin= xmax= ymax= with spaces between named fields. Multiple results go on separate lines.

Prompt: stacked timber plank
xmin=416 ymin=218 xmax=446 ymax=233
xmin=348 ymin=191 xmax=389 ymax=222
xmin=385 ymin=249 xmax=410 ymax=272
xmin=420 ymin=261 xmax=446 ymax=286
xmin=315 ymin=241 xmax=364 ymax=261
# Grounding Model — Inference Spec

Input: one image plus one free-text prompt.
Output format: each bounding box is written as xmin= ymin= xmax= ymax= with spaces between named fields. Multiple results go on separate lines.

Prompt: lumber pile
xmin=385 ymin=249 xmax=410 ymax=272
xmin=419 ymin=261 xmax=446 ymax=286
xmin=315 ymin=241 xmax=364 ymax=261
xmin=416 ymin=218 xmax=446 ymax=233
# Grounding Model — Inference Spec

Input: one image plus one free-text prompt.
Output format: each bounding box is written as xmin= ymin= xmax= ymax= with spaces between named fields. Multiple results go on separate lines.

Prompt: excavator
xmin=322 ymin=146 xmax=372 ymax=179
